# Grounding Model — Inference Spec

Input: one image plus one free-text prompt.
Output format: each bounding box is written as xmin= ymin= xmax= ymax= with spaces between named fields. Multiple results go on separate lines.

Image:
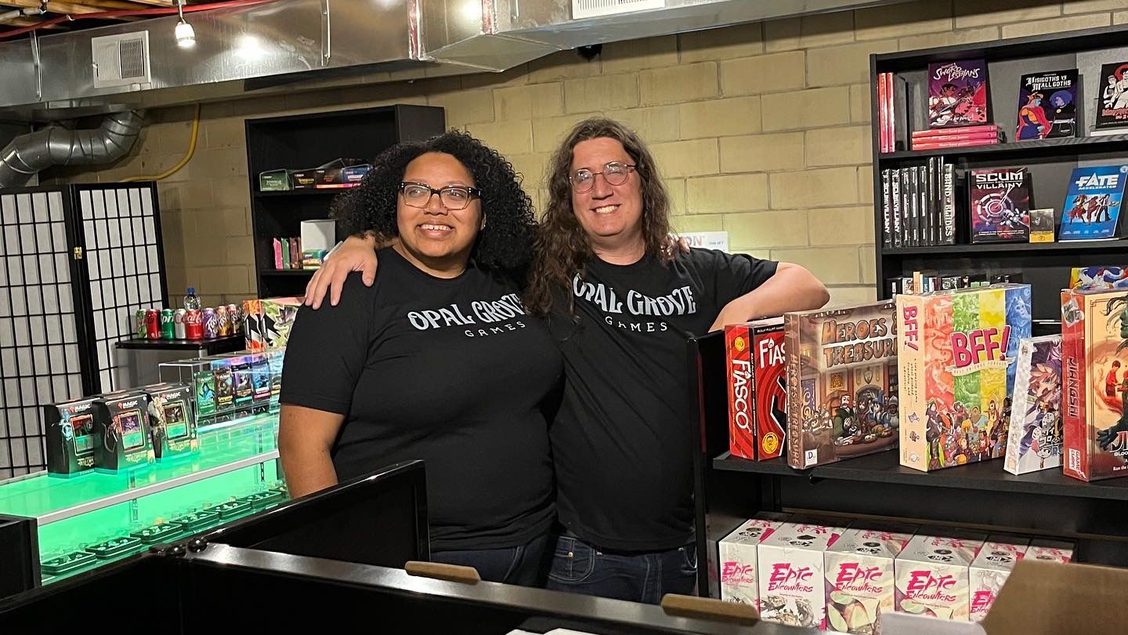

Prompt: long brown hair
xmin=526 ymin=118 xmax=676 ymax=315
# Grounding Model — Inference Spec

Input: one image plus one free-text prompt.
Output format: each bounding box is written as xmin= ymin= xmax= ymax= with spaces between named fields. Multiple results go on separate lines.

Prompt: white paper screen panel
xmin=78 ymin=186 xmax=162 ymax=394
xmin=0 ymin=191 xmax=83 ymax=478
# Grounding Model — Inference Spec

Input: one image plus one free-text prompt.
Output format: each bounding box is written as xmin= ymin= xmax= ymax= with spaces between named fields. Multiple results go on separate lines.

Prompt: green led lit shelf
xmin=0 ymin=413 xmax=280 ymax=525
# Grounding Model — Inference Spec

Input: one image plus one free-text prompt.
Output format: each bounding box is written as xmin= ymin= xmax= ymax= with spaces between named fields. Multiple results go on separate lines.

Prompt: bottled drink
xmin=183 ymin=287 xmax=201 ymax=311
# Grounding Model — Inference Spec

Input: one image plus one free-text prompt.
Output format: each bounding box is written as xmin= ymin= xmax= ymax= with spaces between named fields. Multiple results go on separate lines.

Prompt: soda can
xmin=226 ymin=304 xmax=241 ymax=335
xmin=185 ymin=309 xmax=203 ymax=340
xmin=160 ymin=308 xmax=175 ymax=340
xmin=134 ymin=309 xmax=147 ymax=339
xmin=145 ymin=309 xmax=161 ymax=340
xmin=216 ymin=305 xmax=230 ymax=337
xmin=202 ymin=308 xmax=219 ymax=339
xmin=173 ymin=309 xmax=187 ymax=339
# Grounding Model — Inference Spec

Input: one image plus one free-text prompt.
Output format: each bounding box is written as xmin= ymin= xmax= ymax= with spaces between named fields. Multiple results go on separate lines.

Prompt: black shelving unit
xmin=870 ymin=24 xmax=1128 ymax=323
xmin=245 ymin=105 xmax=445 ymax=298
xmin=689 ymin=330 xmax=1128 ymax=600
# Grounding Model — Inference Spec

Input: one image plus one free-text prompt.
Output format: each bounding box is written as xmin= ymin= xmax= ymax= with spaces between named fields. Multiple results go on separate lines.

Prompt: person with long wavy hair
xmin=303 ymin=119 xmax=829 ymax=602
xmin=279 ymin=131 xmax=561 ymax=586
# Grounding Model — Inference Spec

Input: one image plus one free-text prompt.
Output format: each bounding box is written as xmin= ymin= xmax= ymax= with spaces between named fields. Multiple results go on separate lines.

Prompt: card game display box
xmin=897 ymin=284 xmax=1032 ymax=472
xmin=243 ymin=297 xmax=302 ymax=351
xmin=894 ymin=531 xmax=986 ymax=621
xmin=725 ymin=317 xmax=787 ymax=461
xmin=718 ymin=516 xmax=785 ymax=609
xmin=1061 ymin=288 xmax=1128 ymax=481
xmin=823 ymin=523 xmax=917 ymax=634
xmin=757 ymin=521 xmax=849 ymax=630
xmin=968 ymin=536 xmax=1029 ymax=622
xmin=92 ymin=390 xmax=155 ymax=471
xmin=43 ymin=397 xmax=100 ymax=476
xmin=143 ymin=383 xmax=198 ymax=460
xmin=784 ymin=300 xmax=900 ymax=469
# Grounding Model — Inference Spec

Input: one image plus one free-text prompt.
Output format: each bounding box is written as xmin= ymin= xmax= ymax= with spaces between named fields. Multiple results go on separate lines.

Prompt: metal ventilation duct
xmin=0 ymin=111 xmax=144 ymax=188
xmin=0 ymin=0 xmax=910 ymax=120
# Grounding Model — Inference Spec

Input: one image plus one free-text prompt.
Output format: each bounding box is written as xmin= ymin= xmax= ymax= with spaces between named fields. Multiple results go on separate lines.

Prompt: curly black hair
xmin=330 ymin=130 xmax=536 ymax=274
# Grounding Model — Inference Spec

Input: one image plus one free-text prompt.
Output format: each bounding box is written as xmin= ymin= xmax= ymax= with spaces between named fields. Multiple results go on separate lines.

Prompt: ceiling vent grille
xmin=572 ymin=0 xmax=664 ymax=20
xmin=91 ymin=31 xmax=151 ymax=89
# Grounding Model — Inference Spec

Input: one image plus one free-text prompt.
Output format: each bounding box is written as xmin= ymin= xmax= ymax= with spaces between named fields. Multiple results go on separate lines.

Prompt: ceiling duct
xmin=0 ymin=0 xmax=910 ymax=120
xmin=0 ymin=111 xmax=144 ymax=188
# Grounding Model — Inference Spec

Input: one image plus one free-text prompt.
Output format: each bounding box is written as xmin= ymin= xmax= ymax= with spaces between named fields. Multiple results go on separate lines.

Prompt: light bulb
xmin=175 ymin=19 xmax=196 ymax=49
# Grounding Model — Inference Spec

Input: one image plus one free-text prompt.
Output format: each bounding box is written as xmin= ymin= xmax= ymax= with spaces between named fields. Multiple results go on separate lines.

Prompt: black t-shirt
xmin=280 ymin=248 xmax=563 ymax=551
xmin=548 ymin=248 xmax=777 ymax=551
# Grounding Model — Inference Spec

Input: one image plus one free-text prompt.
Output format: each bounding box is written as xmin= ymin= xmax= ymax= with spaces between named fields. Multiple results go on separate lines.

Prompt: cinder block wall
xmin=51 ymin=0 xmax=1121 ymax=308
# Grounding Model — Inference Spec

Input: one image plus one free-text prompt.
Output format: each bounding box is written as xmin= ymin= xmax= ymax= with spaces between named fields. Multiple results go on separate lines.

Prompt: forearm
xmin=278 ymin=407 xmax=340 ymax=498
xmin=728 ymin=264 xmax=830 ymax=319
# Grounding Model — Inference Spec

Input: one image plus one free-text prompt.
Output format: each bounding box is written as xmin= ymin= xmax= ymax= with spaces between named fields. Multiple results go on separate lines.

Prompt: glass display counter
xmin=0 ymin=413 xmax=285 ymax=585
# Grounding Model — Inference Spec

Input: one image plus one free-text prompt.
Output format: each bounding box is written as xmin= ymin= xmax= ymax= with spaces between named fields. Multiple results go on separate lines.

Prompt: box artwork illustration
xmin=726 ymin=318 xmax=787 ymax=460
xmin=1004 ymin=335 xmax=1063 ymax=475
xmin=823 ymin=523 xmax=916 ymax=634
xmin=757 ymin=521 xmax=848 ymax=630
xmin=897 ymin=285 xmax=1032 ymax=472
xmin=785 ymin=300 xmax=899 ymax=469
xmin=894 ymin=532 xmax=986 ymax=621
xmin=719 ymin=517 xmax=785 ymax=609
xmin=1061 ymin=288 xmax=1128 ymax=481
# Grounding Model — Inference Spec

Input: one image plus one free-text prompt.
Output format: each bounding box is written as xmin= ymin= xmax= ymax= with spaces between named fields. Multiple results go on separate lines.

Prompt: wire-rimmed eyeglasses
xmin=399 ymin=182 xmax=482 ymax=210
xmin=569 ymin=161 xmax=637 ymax=192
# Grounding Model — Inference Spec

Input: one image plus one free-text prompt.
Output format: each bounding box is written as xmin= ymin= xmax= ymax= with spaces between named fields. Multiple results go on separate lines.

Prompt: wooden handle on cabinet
xmin=660 ymin=593 xmax=759 ymax=624
xmin=404 ymin=560 xmax=482 ymax=584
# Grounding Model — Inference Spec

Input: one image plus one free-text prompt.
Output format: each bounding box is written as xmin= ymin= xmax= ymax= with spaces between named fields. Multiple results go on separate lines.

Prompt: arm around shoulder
xmin=709 ymin=262 xmax=829 ymax=332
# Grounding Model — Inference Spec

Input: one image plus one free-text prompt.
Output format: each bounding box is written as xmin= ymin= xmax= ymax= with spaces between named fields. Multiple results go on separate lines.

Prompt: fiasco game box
xmin=897 ymin=284 xmax=1032 ymax=472
xmin=726 ymin=318 xmax=787 ymax=460
xmin=1003 ymin=335 xmax=1063 ymax=475
xmin=784 ymin=301 xmax=899 ymax=470
xmin=1060 ymin=288 xmax=1128 ymax=481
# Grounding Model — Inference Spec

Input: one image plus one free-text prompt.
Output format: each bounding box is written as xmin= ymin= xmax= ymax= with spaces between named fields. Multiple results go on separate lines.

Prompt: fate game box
xmin=726 ymin=318 xmax=787 ymax=460
xmin=897 ymin=284 xmax=1032 ymax=472
xmin=1060 ymin=288 xmax=1128 ymax=481
xmin=784 ymin=301 xmax=899 ymax=469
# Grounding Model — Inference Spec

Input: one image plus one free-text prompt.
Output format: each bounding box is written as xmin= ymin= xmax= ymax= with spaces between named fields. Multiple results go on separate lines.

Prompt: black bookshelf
xmin=689 ymin=330 xmax=1128 ymax=601
xmin=245 ymin=105 xmax=445 ymax=298
xmin=870 ymin=25 xmax=1128 ymax=323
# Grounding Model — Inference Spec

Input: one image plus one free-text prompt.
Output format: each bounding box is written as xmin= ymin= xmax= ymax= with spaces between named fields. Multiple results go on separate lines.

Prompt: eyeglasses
xmin=569 ymin=161 xmax=636 ymax=192
xmin=399 ymin=182 xmax=482 ymax=210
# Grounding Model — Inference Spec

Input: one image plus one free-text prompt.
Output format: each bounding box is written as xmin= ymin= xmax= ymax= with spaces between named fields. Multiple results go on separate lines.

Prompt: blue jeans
xmin=545 ymin=533 xmax=697 ymax=604
xmin=431 ymin=532 xmax=551 ymax=587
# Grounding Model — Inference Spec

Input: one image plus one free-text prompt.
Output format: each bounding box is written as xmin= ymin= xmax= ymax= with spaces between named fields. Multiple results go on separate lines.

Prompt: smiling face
xmin=570 ymin=137 xmax=644 ymax=260
xmin=395 ymin=152 xmax=482 ymax=277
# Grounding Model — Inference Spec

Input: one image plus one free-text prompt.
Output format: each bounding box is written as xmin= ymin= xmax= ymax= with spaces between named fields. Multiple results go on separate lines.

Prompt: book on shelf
xmin=878 ymin=72 xmax=911 ymax=153
xmin=1016 ymin=69 xmax=1078 ymax=141
xmin=928 ymin=59 xmax=989 ymax=128
xmin=887 ymin=271 xmax=1022 ymax=296
xmin=1028 ymin=208 xmax=1055 ymax=242
xmin=1094 ymin=61 xmax=1128 ymax=134
xmin=1059 ymin=165 xmax=1128 ymax=241
xmin=879 ymin=159 xmax=955 ymax=249
xmin=911 ymin=124 xmax=1003 ymax=150
xmin=969 ymin=167 xmax=1031 ymax=243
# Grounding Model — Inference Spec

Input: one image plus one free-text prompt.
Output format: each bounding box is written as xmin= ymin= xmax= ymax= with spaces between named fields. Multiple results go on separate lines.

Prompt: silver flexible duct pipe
xmin=0 ymin=110 xmax=145 ymax=189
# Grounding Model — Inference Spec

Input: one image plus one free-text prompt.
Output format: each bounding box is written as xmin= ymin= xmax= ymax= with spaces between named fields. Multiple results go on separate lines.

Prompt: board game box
xmin=968 ymin=536 xmax=1029 ymax=622
xmin=1059 ymin=165 xmax=1128 ymax=241
xmin=726 ymin=318 xmax=787 ymax=461
xmin=1070 ymin=266 xmax=1128 ymax=291
xmin=894 ymin=531 xmax=986 ymax=621
xmin=1061 ymin=288 xmax=1128 ymax=481
xmin=719 ymin=516 xmax=786 ymax=609
xmin=784 ymin=301 xmax=899 ymax=469
xmin=928 ymin=59 xmax=988 ymax=128
xmin=969 ymin=168 xmax=1031 ymax=243
xmin=1004 ymin=335 xmax=1063 ymax=475
xmin=897 ymin=284 xmax=1032 ymax=472
xmin=1015 ymin=69 xmax=1078 ymax=140
xmin=823 ymin=523 xmax=917 ymax=634
xmin=758 ymin=521 xmax=848 ymax=630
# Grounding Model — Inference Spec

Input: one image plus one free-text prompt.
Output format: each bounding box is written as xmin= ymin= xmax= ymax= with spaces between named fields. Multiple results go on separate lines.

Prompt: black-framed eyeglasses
xmin=399 ymin=181 xmax=482 ymax=210
xmin=569 ymin=161 xmax=636 ymax=192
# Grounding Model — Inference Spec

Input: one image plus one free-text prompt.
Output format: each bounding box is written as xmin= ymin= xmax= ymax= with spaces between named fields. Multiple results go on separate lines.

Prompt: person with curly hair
xmin=278 ymin=131 xmax=562 ymax=586
xmin=304 ymin=119 xmax=829 ymax=602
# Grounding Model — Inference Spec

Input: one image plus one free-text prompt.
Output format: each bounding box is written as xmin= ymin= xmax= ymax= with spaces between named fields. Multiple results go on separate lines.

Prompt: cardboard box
xmin=43 ymin=397 xmax=99 ymax=476
xmin=725 ymin=317 xmax=787 ymax=460
xmin=979 ymin=559 xmax=1115 ymax=635
xmin=93 ymin=390 xmax=155 ymax=471
xmin=1024 ymin=539 xmax=1073 ymax=564
xmin=897 ymin=285 xmax=1032 ymax=472
xmin=158 ymin=359 xmax=218 ymax=427
xmin=142 ymin=383 xmax=198 ymax=460
xmin=719 ymin=517 xmax=785 ymax=609
xmin=824 ymin=523 xmax=917 ymax=634
xmin=894 ymin=532 xmax=986 ymax=621
xmin=243 ymin=297 xmax=302 ymax=352
xmin=1003 ymin=335 xmax=1063 ymax=475
xmin=1060 ymin=288 xmax=1128 ymax=481
xmin=968 ymin=536 xmax=1029 ymax=622
xmin=258 ymin=169 xmax=290 ymax=192
xmin=785 ymin=300 xmax=899 ymax=469
xmin=757 ymin=521 xmax=848 ymax=630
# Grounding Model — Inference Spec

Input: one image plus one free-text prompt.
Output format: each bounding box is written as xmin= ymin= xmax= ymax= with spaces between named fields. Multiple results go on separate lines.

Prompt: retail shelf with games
xmin=689 ymin=330 xmax=1128 ymax=601
xmin=869 ymin=24 xmax=1128 ymax=324
xmin=245 ymin=105 xmax=445 ymax=298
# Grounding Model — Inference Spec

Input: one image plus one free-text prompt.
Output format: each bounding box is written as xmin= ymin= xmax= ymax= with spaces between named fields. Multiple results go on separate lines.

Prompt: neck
xmin=590 ymin=235 xmax=646 ymax=266
xmin=393 ymin=242 xmax=467 ymax=279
